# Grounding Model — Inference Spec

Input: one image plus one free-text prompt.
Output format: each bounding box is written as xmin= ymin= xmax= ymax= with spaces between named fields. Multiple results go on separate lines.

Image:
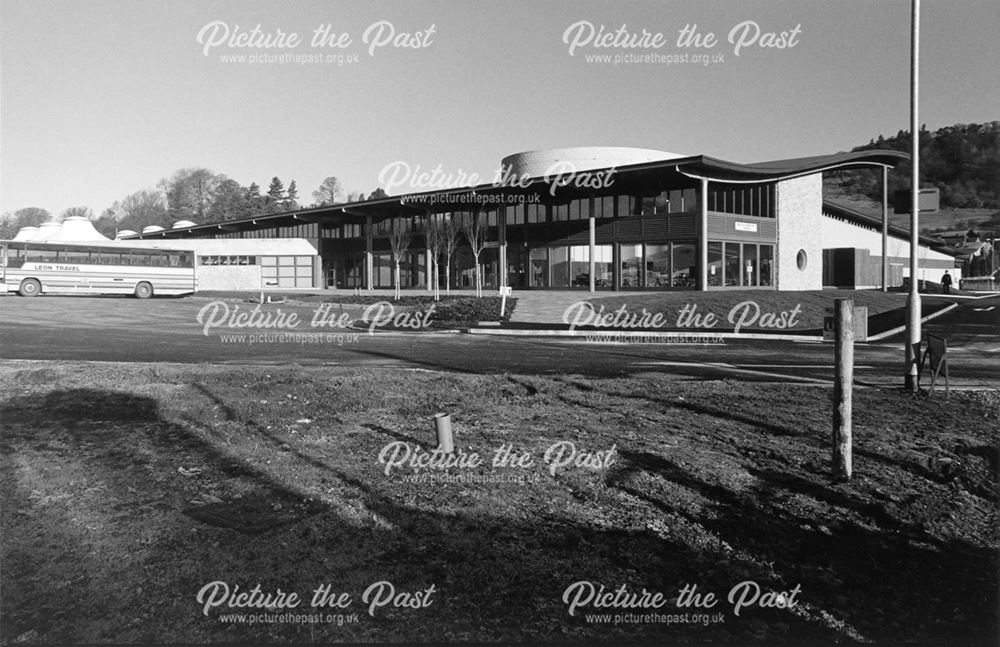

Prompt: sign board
xmin=893 ymin=188 xmax=940 ymax=214
xmin=498 ymin=286 xmax=512 ymax=296
xmin=734 ymin=222 xmax=758 ymax=233
xmin=919 ymin=334 xmax=949 ymax=399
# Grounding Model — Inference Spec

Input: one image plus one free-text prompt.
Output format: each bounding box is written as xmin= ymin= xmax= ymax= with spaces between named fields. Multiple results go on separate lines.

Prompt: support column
xmin=364 ymin=215 xmax=373 ymax=291
xmin=882 ymin=166 xmax=889 ymax=292
xmin=426 ymin=249 xmax=433 ymax=291
xmin=498 ymin=207 xmax=508 ymax=288
xmin=699 ymin=178 xmax=709 ymax=291
xmin=588 ymin=195 xmax=596 ymax=293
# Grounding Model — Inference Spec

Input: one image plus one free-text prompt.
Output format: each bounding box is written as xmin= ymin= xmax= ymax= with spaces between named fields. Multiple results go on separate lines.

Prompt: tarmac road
xmin=0 ymin=294 xmax=997 ymax=387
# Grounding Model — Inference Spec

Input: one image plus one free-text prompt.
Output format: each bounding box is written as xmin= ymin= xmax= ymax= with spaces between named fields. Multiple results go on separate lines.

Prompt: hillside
xmin=824 ymin=122 xmax=999 ymax=235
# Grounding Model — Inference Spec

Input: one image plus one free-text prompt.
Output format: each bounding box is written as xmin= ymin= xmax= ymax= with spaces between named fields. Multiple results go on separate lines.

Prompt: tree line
xmin=0 ymin=170 xmax=390 ymax=239
xmin=826 ymin=121 xmax=1000 ymax=210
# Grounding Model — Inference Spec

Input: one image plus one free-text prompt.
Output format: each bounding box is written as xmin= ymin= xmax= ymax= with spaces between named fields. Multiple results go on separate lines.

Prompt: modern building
xmin=124 ymin=146 xmax=959 ymax=292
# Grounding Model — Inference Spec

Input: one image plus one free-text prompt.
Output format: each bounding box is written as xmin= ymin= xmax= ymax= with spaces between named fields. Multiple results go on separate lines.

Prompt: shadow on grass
xmin=0 ymin=387 xmax=748 ymax=644
xmin=2 ymin=386 xmax=996 ymax=645
xmin=607 ymin=447 xmax=998 ymax=646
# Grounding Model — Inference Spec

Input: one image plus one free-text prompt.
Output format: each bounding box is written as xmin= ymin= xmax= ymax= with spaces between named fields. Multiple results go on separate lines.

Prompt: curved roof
xmin=674 ymin=150 xmax=910 ymax=182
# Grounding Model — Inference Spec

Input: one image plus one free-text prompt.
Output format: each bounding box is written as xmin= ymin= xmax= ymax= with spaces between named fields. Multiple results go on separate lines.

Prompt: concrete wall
xmin=821 ymin=216 xmax=960 ymax=283
xmin=196 ymin=266 xmax=263 ymax=291
xmin=775 ymin=174 xmax=823 ymax=290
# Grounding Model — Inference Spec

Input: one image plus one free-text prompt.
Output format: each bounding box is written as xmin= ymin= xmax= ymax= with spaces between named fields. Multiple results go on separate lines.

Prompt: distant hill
xmin=824 ymin=121 xmax=999 ymax=235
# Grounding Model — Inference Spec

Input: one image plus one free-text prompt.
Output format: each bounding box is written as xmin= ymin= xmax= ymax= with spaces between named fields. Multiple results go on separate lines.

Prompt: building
xmin=125 ymin=146 xmax=958 ymax=292
xmin=820 ymin=200 xmax=960 ymax=288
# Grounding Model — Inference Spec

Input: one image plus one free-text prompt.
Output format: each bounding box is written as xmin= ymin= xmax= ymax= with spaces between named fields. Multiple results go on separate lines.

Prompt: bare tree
xmin=441 ymin=214 xmax=462 ymax=294
xmin=388 ymin=217 xmax=413 ymax=301
xmin=461 ymin=209 xmax=489 ymax=297
xmin=313 ymin=176 xmax=343 ymax=206
xmin=423 ymin=214 xmax=445 ymax=301
xmin=157 ymin=168 xmax=221 ymax=221
xmin=61 ymin=206 xmax=94 ymax=220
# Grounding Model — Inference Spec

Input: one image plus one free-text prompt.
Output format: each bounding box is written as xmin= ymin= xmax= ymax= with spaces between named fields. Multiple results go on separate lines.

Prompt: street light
xmin=904 ymin=0 xmax=921 ymax=392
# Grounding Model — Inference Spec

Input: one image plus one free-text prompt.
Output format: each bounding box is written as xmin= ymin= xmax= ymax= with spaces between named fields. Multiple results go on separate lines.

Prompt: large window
xmin=529 ymin=247 xmax=548 ymax=287
xmin=724 ymin=243 xmax=740 ymax=286
xmin=707 ymin=183 xmax=775 ymax=218
xmin=550 ymin=246 xmax=569 ymax=287
xmin=621 ymin=244 xmax=642 ymax=287
xmin=261 ymin=255 xmax=314 ymax=288
xmin=760 ymin=244 xmax=774 ymax=286
xmin=671 ymin=243 xmax=697 ymax=287
xmin=645 ymin=244 xmax=670 ymax=287
xmin=706 ymin=242 xmax=775 ymax=288
xmin=708 ymin=242 xmax=723 ymax=287
xmin=743 ymin=243 xmax=759 ymax=287
xmin=566 ymin=245 xmax=612 ymax=287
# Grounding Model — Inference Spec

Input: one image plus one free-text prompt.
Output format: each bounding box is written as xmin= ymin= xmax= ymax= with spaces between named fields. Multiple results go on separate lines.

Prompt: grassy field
xmin=1 ymin=363 xmax=997 ymax=645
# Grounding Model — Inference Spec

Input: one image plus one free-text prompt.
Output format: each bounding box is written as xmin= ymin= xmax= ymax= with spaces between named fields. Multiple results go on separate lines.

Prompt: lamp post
xmin=904 ymin=0 xmax=921 ymax=392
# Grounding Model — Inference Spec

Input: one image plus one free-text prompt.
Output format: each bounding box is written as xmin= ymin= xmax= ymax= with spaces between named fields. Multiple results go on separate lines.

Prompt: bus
xmin=1 ymin=240 xmax=197 ymax=298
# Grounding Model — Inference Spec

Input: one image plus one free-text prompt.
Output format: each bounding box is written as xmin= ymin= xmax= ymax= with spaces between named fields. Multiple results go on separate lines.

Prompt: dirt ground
xmin=1 ymin=362 xmax=997 ymax=645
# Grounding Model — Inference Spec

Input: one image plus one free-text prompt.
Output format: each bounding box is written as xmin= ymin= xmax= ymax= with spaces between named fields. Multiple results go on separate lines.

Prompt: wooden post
xmin=833 ymin=298 xmax=854 ymax=480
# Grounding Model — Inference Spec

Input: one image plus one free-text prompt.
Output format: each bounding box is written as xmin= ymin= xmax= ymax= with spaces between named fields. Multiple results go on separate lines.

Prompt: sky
xmin=1 ymin=0 xmax=998 ymax=218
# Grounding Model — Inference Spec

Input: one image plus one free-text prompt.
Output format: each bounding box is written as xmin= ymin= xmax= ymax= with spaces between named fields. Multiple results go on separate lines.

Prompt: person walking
xmin=941 ymin=271 xmax=953 ymax=294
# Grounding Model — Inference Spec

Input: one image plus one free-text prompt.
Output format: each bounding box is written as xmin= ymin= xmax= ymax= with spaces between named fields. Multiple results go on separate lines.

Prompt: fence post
xmin=833 ymin=298 xmax=854 ymax=480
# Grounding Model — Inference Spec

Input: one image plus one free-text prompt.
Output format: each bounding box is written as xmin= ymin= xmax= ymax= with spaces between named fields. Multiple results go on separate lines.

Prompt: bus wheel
xmin=134 ymin=282 xmax=153 ymax=299
xmin=18 ymin=278 xmax=41 ymax=297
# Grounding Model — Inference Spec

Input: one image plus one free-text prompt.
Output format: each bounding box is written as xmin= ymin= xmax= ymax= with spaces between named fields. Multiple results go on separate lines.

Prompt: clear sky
xmin=1 ymin=0 xmax=997 ymax=217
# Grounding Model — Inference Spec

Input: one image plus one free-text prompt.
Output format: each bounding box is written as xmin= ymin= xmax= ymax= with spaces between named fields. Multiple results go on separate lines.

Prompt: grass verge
xmin=1 ymin=363 xmax=996 ymax=644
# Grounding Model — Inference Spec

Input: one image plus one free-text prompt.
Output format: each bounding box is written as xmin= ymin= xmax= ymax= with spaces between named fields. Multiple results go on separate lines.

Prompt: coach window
xmin=27 ymin=247 xmax=57 ymax=262
xmin=63 ymin=248 xmax=89 ymax=263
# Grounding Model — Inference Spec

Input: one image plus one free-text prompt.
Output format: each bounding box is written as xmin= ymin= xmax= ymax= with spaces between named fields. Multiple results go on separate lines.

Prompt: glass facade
xmin=163 ymin=179 xmax=785 ymax=291
xmin=706 ymin=241 xmax=775 ymax=289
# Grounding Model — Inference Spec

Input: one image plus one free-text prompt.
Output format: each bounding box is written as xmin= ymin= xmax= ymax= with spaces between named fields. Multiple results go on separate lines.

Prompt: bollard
xmin=832 ymin=298 xmax=854 ymax=481
xmin=434 ymin=413 xmax=454 ymax=453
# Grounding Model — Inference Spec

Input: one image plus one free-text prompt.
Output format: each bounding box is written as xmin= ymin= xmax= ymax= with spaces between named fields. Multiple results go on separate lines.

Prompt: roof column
xmin=698 ymin=177 xmax=709 ymax=291
xmin=365 ymin=215 xmax=373 ymax=291
xmin=881 ymin=166 xmax=889 ymax=292
xmin=588 ymin=194 xmax=596 ymax=293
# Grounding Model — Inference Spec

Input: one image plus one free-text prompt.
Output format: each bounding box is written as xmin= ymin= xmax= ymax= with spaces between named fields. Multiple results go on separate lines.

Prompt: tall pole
xmin=904 ymin=0 xmax=921 ymax=392
xmin=881 ymin=165 xmax=888 ymax=292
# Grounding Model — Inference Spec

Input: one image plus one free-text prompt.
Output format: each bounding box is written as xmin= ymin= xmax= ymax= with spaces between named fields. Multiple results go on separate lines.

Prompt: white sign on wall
xmin=734 ymin=222 xmax=758 ymax=233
